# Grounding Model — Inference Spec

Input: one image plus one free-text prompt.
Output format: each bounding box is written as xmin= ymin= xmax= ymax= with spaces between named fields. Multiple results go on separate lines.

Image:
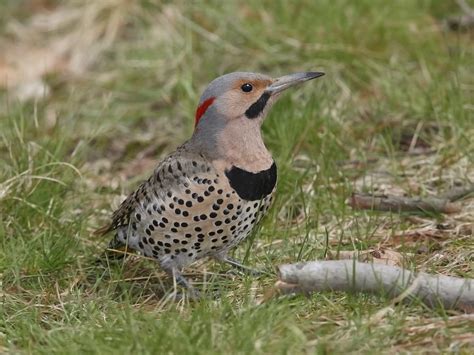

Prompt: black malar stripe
xmin=245 ymin=92 xmax=271 ymax=119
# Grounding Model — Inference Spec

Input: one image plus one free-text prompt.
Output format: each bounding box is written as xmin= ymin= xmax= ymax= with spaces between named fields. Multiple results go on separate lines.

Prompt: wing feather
xmin=94 ymin=149 xmax=209 ymax=236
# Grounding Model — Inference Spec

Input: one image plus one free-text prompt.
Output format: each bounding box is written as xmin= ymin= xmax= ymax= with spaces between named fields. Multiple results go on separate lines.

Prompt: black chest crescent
xmin=225 ymin=162 xmax=277 ymax=201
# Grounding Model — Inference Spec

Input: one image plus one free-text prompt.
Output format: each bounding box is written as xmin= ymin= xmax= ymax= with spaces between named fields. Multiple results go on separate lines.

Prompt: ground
xmin=1 ymin=0 xmax=473 ymax=353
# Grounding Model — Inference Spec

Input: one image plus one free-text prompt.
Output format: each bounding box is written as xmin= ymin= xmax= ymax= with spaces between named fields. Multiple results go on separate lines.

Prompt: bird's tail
xmin=93 ymin=224 xmax=112 ymax=237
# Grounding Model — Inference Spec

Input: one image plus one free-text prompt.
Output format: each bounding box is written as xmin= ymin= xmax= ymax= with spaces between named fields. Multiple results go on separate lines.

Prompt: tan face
xmin=212 ymin=78 xmax=273 ymax=120
xmin=194 ymin=71 xmax=324 ymax=130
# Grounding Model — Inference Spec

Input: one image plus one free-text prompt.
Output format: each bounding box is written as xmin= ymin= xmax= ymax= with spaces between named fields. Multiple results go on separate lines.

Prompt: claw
xmin=217 ymin=256 xmax=270 ymax=277
xmin=164 ymin=267 xmax=203 ymax=301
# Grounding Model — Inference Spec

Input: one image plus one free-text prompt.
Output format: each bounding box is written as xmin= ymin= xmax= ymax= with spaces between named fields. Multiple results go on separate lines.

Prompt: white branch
xmin=276 ymin=261 xmax=474 ymax=311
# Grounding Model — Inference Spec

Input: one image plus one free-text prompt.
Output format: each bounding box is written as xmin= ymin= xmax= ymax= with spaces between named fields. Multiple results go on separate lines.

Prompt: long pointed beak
xmin=265 ymin=72 xmax=325 ymax=95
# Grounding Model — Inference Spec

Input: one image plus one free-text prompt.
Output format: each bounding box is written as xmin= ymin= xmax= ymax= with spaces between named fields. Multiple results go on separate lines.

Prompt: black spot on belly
xmin=225 ymin=162 xmax=277 ymax=201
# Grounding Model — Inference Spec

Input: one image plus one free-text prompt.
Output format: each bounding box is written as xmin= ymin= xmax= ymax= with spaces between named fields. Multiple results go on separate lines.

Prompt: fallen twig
xmin=275 ymin=260 xmax=474 ymax=311
xmin=440 ymin=184 xmax=474 ymax=202
xmin=348 ymin=183 xmax=474 ymax=214
xmin=348 ymin=193 xmax=462 ymax=214
xmin=445 ymin=0 xmax=474 ymax=31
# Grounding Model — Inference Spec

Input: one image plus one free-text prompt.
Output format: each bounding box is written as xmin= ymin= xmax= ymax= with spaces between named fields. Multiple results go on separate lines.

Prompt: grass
xmin=1 ymin=0 xmax=473 ymax=353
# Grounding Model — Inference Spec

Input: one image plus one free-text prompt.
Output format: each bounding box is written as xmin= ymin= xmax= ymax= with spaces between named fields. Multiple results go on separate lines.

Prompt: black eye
xmin=241 ymin=83 xmax=253 ymax=92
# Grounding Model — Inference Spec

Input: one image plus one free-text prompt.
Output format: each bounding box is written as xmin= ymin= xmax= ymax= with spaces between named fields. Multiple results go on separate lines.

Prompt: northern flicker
xmin=96 ymin=71 xmax=324 ymax=293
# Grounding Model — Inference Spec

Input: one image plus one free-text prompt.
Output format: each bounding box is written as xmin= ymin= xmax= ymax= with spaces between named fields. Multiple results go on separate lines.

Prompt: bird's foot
xmin=163 ymin=268 xmax=203 ymax=301
xmin=167 ymin=288 xmax=202 ymax=302
xmin=217 ymin=256 xmax=269 ymax=277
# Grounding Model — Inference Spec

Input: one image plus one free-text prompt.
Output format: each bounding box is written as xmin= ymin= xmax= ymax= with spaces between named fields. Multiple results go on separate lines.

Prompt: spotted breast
xmin=105 ymin=148 xmax=276 ymax=272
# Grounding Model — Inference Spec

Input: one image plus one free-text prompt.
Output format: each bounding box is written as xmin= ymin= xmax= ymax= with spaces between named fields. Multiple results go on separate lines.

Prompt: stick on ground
xmin=348 ymin=193 xmax=462 ymax=214
xmin=440 ymin=184 xmax=474 ymax=202
xmin=445 ymin=0 xmax=474 ymax=31
xmin=276 ymin=260 xmax=474 ymax=311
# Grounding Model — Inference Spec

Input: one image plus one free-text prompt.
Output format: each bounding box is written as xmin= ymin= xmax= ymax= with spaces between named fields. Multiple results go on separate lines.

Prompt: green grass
xmin=1 ymin=0 xmax=473 ymax=353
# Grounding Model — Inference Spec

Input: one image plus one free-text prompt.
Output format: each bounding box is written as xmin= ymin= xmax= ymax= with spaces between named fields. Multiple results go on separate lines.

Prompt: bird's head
xmin=189 ymin=71 xmax=324 ymax=170
xmin=193 ymin=71 xmax=324 ymax=131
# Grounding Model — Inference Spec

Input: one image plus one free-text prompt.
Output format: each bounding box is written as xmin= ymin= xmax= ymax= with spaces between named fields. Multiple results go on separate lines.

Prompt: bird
xmin=95 ymin=71 xmax=324 ymax=295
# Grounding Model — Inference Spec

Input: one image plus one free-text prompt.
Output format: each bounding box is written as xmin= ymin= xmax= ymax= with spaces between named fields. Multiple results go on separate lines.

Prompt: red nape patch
xmin=194 ymin=97 xmax=215 ymax=127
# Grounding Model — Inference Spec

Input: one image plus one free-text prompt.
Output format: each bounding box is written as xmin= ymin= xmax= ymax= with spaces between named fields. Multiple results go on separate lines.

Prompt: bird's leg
xmin=163 ymin=266 xmax=201 ymax=300
xmin=216 ymin=255 xmax=266 ymax=277
xmin=172 ymin=268 xmax=193 ymax=289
